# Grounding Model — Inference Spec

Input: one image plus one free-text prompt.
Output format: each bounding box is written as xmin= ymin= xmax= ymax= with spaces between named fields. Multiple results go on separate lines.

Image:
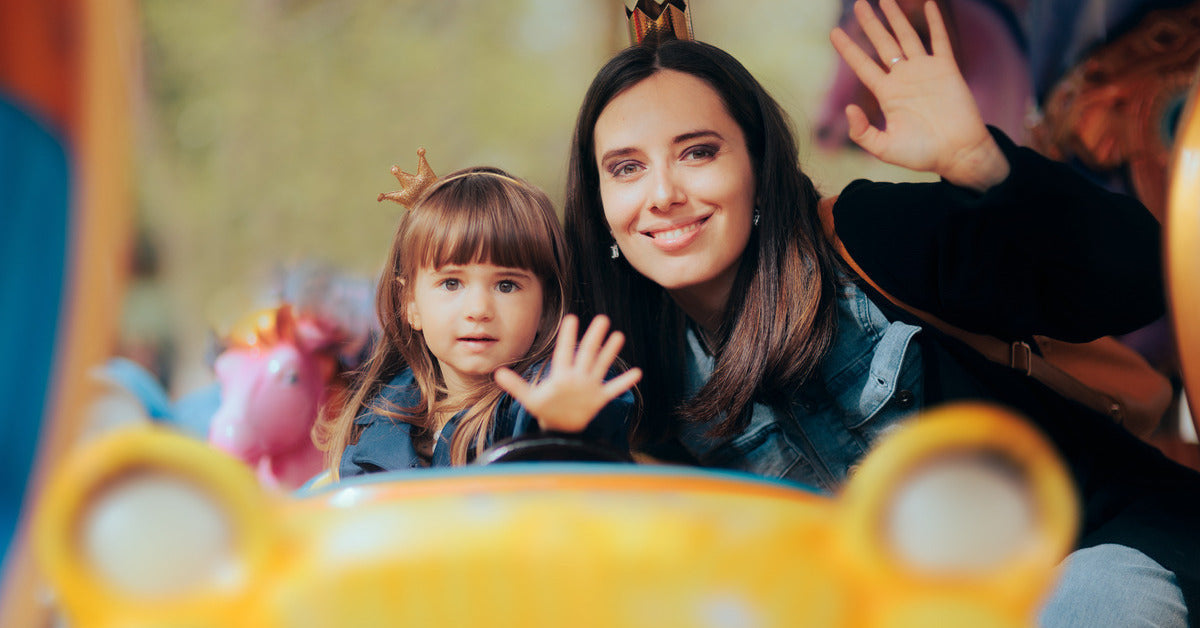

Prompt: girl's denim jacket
xmin=340 ymin=366 xmax=632 ymax=478
xmin=677 ymin=279 xmax=923 ymax=492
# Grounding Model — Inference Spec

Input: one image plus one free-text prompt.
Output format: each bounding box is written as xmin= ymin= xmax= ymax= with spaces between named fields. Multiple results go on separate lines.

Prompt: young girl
xmin=323 ymin=165 xmax=641 ymax=478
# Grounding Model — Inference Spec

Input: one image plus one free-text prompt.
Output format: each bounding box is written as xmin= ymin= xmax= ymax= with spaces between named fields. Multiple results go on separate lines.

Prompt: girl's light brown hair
xmin=320 ymin=166 xmax=570 ymax=469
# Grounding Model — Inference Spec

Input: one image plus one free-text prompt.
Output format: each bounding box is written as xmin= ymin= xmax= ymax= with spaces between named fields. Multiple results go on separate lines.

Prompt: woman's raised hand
xmin=829 ymin=0 xmax=1009 ymax=191
xmin=494 ymin=314 xmax=642 ymax=433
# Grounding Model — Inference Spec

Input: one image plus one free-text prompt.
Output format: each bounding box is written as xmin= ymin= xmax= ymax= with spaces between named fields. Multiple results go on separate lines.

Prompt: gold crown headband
xmin=626 ymin=0 xmax=694 ymax=46
xmin=378 ymin=148 xmax=437 ymax=209
xmin=377 ymin=148 xmax=520 ymax=210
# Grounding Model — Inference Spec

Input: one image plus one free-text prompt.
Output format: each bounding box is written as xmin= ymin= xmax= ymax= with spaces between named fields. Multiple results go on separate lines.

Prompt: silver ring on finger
xmin=888 ymin=56 xmax=903 ymax=69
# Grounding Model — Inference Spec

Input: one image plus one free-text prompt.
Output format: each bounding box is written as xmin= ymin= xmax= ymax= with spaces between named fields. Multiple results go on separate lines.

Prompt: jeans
xmin=1040 ymin=544 xmax=1187 ymax=627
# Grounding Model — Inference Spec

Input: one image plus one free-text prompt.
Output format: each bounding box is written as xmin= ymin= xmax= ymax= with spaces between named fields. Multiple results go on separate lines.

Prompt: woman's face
xmin=593 ymin=69 xmax=756 ymax=314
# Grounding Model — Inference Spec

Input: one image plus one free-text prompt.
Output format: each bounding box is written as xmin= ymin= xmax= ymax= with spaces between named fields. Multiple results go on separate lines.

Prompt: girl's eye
xmin=439 ymin=278 xmax=462 ymax=291
xmin=496 ymin=280 xmax=519 ymax=294
xmin=683 ymin=145 xmax=717 ymax=161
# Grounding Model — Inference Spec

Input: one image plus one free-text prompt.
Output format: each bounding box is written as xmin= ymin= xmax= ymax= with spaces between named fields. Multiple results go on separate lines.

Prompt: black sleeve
xmin=832 ymin=127 xmax=1164 ymax=342
xmin=577 ymin=388 xmax=635 ymax=453
xmin=497 ymin=385 xmax=634 ymax=455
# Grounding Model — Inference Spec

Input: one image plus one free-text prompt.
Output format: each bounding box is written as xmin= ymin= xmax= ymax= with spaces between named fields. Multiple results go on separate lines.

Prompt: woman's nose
xmin=649 ymin=167 xmax=686 ymax=212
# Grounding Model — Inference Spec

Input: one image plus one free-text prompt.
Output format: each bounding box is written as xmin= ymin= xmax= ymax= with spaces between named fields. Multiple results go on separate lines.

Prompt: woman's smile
xmin=643 ymin=215 xmax=709 ymax=248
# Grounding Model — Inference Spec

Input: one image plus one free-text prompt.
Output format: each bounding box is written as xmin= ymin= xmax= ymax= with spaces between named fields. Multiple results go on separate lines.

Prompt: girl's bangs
xmin=406 ymin=196 xmax=555 ymax=276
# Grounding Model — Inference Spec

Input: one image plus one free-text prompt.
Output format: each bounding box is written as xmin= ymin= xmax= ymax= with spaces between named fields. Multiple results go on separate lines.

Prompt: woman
xmin=563 ymin=0 xmax=1198 ymax=625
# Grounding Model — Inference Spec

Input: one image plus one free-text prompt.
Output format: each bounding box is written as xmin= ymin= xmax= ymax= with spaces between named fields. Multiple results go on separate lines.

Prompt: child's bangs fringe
xmin=409 ymin=198 xmax=555 ymax=276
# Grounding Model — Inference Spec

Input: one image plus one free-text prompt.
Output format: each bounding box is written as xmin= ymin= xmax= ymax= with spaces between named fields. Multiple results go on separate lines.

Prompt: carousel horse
xmin=101 ymin=303 xmax=357 ymax=490
xmin=99 ymin=261 xmax=375 ymax=489
xmin=207 ymin=304 xmax=351 ymax=491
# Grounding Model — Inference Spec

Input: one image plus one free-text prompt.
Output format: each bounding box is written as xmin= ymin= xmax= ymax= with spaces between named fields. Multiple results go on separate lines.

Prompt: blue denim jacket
xmin=677 ymin=280 xmax=923 ymax=492
xmin=340 ymin=366 xmax=633 ymax=478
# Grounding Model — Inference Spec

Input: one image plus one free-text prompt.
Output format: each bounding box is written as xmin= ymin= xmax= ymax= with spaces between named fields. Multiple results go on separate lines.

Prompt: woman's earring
xmin=753 ymin=208 xmax=761 ymax=227
xmin=610 ymin=242 xmax=620 ymax=259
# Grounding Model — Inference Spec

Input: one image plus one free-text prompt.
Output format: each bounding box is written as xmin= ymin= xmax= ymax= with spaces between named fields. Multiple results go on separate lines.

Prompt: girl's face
xmin=593 ymin=69 xmax=756 ymax=316
xmin=406 ymin=262 xmax=544 ymax=397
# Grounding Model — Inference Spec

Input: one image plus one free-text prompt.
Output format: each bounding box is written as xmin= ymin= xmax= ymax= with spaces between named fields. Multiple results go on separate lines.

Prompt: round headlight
xmin=80 ymin=471 xmax=240 ymax=597
xmin=886 ymin=451 xmax=1036 ymax=573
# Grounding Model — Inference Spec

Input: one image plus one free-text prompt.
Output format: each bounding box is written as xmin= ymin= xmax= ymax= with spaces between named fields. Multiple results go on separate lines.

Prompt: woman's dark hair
xmin=564 ymin=39 xmax=842 ymax=445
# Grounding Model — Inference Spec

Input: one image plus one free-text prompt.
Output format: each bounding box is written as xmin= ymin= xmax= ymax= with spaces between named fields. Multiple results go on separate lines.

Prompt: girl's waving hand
xmin=494 ymin=315 xmax=642 ymax=433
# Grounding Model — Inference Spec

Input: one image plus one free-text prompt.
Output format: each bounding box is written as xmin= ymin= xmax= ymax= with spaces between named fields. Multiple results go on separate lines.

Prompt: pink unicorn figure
xmin=208 ymin=305 xmax=350 ymax=490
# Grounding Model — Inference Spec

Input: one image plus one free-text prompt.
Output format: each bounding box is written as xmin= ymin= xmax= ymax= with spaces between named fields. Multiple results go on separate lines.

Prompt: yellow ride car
xmin=34 ymin=403 xmax=1076 ymax=628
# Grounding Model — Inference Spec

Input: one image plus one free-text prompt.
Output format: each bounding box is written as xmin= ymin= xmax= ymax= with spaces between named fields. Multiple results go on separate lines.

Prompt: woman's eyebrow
xmin=598 ymin=146 xmax=638 ymax=164
xmin=598 ymin=130 xmax=724 ymax=164
xmin=673 ymin=130 xmax=723 ymax=144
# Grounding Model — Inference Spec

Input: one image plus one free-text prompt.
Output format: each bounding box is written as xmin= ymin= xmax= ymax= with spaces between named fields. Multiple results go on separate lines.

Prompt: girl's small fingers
xmin=852 ymin=0 xmax=904 ymax=70
xmin=576 ymin=314 xmax=611 ymax=362
xmin=603 ymin=367 xmax=643 ymax=399
xmin=924 ymin=0 xmax=951 ymax=58
xmin=553 ymin=314 xmax=580 ymax=368
xmin=879 ymin=0 xmax=927 ymax=59
xmin=592 ymin=331 xmax=626 ymax=380
xmin=494 ymin=367 xmax=533 ymax=402
xmin=830 ymin=27 xmax=884 ymax=90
